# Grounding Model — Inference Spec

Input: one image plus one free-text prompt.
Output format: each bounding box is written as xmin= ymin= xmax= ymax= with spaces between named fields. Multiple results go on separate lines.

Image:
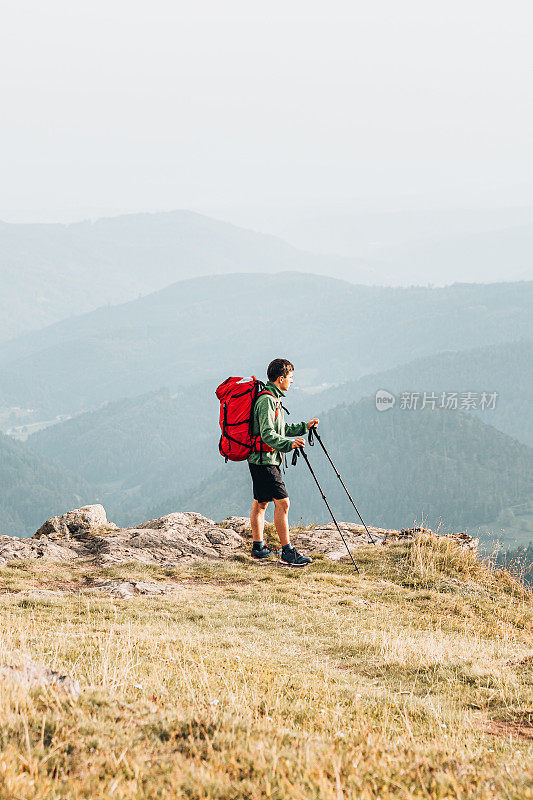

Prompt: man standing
xmin=248 ymin=358 xmax=319 ymax=566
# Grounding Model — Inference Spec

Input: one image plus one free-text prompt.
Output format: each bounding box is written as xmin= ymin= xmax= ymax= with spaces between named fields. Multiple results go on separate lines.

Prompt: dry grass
xmin=0 ymin=534 xmax=531 ymax=799
xmin=407 ymin=532 xmax=530 ymax=597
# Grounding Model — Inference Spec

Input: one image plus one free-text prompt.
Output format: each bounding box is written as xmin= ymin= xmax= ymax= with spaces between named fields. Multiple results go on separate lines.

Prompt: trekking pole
xmin=292 ymin=446 xmax=359 ymax=574
xmin=308 ymin=426 xmax=376 ymax=544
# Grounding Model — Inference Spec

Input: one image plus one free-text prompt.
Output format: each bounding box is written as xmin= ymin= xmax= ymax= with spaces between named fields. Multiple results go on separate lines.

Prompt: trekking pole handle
xmin=291 ymin=442 xmax=305 ymax=466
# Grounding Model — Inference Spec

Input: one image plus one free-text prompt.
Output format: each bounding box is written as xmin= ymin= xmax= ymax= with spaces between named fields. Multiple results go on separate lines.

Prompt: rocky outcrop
xmin=392 ymin=527 xmax=479 ymax=551
xmin=0 ymin=505 xmax=478 ymax=568
xmin=218 ymin=516 xmax=253 ymax=534
xmin=291 ymin=522 xmax=391 ymax=561
xmin=219 ymin=516 xmax=478 ymax=561
xmin=0 ymin=506 xmax=244 ymax=567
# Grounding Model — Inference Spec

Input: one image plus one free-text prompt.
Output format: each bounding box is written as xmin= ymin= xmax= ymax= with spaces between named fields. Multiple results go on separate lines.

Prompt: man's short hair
xmin=267 ymin=358 xmax=295 ymax=382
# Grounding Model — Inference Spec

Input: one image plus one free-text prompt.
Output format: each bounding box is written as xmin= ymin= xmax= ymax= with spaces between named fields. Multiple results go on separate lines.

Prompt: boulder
xmin=0 ymin=533 xmax=85 ymax=567
xmin=33 ymin=504 xmax=115 ymax=540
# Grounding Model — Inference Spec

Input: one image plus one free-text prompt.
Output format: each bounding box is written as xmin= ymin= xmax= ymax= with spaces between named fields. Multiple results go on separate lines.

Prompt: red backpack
xmin=216 ymin=376 xmax=279 ymax=462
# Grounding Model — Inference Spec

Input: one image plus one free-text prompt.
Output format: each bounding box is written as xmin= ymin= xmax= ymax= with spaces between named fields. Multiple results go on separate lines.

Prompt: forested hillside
xmin=0 ymin=432 xmax=91 ymax=537
xmin=153 ymin=398 xmax=532 ymax=532
xmin=300 ymin=339 xmax=532 ymax=446
xmin=0 ymin=274 xmax=531 ymax=418
xmin=27 ymin=386 xmax=215 ymax=524
xmin=24 ymin=377 xmax=533 ymax=535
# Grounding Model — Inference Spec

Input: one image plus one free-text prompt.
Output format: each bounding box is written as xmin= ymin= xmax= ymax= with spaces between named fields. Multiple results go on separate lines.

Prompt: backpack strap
xmin=256 ymin=390 xmax=290 ymax=417
xmin=257 ymin=390 xmax=280 ymax=420
xmin=254 ymin=390 xmax=291 ymax=465
xmin=255 ymin=390 xmax=281 ymax=463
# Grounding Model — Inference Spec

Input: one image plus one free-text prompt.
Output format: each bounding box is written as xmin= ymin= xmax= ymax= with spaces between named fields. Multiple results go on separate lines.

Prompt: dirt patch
xmin=506 ymin=654 xmax=533 ymax=667
xmin=480 ymin=715 xmax=533 ymax=740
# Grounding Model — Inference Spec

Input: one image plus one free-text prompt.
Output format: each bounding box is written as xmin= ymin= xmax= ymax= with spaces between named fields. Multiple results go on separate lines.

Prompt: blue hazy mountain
xmin=291 ymin=339 xmax=533 ymax=446
xmin=0 ymin=273 xmax=531 ymax=418
xmin=0 ymin=211 xmax=378 ymax=342
xmin=0 ymin=431 xmax=91 ymax=537
xmin=153 ymin=397 xmax=532 ymax=533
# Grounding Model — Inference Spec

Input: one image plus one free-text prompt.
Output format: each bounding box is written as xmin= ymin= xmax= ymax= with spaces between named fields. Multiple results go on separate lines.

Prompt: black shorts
xmin=248 ymin=463 xmax=289 ymax=502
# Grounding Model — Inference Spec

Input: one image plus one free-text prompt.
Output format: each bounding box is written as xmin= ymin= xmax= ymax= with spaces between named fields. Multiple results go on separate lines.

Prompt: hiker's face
xmin=279 ymin=371 xmax=293 ymax=391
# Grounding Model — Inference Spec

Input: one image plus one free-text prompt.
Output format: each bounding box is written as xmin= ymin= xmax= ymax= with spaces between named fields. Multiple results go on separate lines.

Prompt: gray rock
xmin=445 ymin=531 xmax=479 ymax=552
xmin=90 ymin=579 xmax=180 ymax=598
xmin=0 ymin=534 xmax=82 ymax=566
xmin=292 ymin=522 xmax=390 ymax=561
xmin=23 ymin=589 xmax=64 ymax=599
xmin=0 ymin=508 xmax=245 ymax=567
xmin=383 ymin=527 xmax=479 ymax=553
xmin=33 ymin=504 xmax=115 ymax=540
xmin=0 ymin=661 xmax=81 ymax=698
xmin=292 ymin=522 xmax=478 ymax=561
xmin=0 ymin=505 xmax=478 ymax=568
xmin=218 ymin=516 xmax=252 ymax=534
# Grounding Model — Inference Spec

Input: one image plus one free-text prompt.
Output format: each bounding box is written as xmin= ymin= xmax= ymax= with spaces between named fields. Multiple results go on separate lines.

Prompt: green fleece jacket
xmin=248 ymin=381 xmax=307 ymax=466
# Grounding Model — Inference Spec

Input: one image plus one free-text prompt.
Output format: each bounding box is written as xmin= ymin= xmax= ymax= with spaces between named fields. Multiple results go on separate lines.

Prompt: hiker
xmin=248 ymin=358 xmax=319 ymax=566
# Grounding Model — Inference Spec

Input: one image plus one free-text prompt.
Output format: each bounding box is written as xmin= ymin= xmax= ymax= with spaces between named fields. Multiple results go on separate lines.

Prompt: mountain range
xmin=303 ymin=339 xmax=533 ymax=446
xmin=0 ymin=273 xmax=531 ymax=418
xmin=0 ymin=211 xmax=377 ymax=342
xmin=22 ymin=331 xmax=533 ymax=517
xmin=0 ymin=431 xmax=90 ymax=537
xmin=149 ymin=397 xmax=533 ymax=533
xmin=279 ymin=206 xmax=533 ymax=284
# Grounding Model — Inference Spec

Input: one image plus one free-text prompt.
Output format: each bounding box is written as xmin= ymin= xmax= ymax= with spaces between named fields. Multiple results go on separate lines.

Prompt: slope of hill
xmin=295 ymin=339 xmax=533 ymax=446
xmin=27 ymin=386 xmax=216 ymax=523
xmin=0 ymin=274 xmax=531 ymax=418
xmin=154 ymin=398 xmax=533 ymax=532
xmin=0 ymin=529 xmax=530 ymax=799
xmin=0 ymin=211 xmax=377 ymax=342
xmin=0 ymin=432 xmax=92 ymax=537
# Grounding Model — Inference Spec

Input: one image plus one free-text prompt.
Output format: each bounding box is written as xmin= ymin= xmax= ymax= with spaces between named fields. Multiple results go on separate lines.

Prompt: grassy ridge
xmin=0 ymin=535 xmax=531 ymax=799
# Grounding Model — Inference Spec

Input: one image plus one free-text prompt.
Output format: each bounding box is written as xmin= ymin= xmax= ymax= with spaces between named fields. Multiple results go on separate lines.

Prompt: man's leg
xmin=274 ymin=496 xmax=311 ymax=567
xmin=250 ymin=499 xmax=269 ymax=543
xmin=273 ymin=497 xmax=290 ymax=547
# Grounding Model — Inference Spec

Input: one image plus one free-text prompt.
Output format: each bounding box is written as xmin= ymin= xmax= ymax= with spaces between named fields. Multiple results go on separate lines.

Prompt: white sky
xmin=1 ymin=0 xmax=532 ymax=224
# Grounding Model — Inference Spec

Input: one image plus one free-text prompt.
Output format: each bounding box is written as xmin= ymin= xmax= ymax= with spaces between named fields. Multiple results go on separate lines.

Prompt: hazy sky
xmin=1 ymin=0 xmax=532 ymax=225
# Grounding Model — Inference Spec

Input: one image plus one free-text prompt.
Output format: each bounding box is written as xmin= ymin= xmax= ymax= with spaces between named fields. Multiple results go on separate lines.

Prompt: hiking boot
xmin=251 ymin=543 xmax=272 ymax=560
xmin=279 ymin=545 xmax=311 ymax=567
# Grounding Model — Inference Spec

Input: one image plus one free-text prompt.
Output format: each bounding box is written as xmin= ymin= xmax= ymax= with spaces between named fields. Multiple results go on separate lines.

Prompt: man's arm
xmin=257 ymin=396 xmax=295 ymax=453
xmin=285 ymin=420 xmax=307 ymax=437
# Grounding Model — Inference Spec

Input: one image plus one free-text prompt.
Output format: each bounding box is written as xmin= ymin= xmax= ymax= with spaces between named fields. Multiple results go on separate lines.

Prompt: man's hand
xmin=291 ymin=436 xmax=306 ymax=449
xmin=307 ymin=418 xmax=319 ymax=430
